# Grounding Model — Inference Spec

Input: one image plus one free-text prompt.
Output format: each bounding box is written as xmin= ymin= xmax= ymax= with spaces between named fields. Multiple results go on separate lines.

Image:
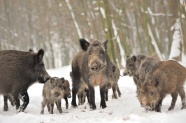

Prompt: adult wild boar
xmin=140 ymin=60 xmax=186 ymax=112
xmin=0 ymin=49 xmax=50 ymax=112
xmin=71 ymin=39 xmax=110 ymax=110
xmin=3 ymin=48 xmax=35 ymax=112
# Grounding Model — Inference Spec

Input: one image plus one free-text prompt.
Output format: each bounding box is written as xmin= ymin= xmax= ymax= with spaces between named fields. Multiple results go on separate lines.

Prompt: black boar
xmin=140 ymin=60 xmax=186 ymax=112
xmin=105 ymin=62 xmax=121 ymax=100
xmin=2 ymin=49 xmax=35 ymax=111
xmin=71 ymin=39 xmax=111 ymax=110
xmin=0 ymin=49 xmax=50 ymax=112
xmin=41 ymin=77 xmax=67 ymax=114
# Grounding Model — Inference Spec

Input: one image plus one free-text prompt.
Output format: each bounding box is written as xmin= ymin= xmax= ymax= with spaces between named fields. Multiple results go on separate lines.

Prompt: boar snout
xmin=39 ymin=73 xmax=51 ymax=83
xmin=54 ymin=92 xmax=60 ymax=97
xmin=90 ymin=61 xmax=102 ymax=72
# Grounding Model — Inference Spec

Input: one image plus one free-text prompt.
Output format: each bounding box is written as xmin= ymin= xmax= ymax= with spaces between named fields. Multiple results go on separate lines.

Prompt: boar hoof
xmin=4 ymin=106 xmax=8 ymax=111
xmin=112 ymin=94 xmax=117 ymax=99
xmin=100 ymin=102 xmax=107 ymax=109
xmin=90 ymin=105 xmax=96 ymax=110
xmin=40 ymin=111 xmax=44 ymax=114
xmin=71 ymin=104 xmax=78 ymax=108
xmin=168 ymin=106 xmax=175 ymax=111
xmin=59 ymin=109 xmax=62 ymax=113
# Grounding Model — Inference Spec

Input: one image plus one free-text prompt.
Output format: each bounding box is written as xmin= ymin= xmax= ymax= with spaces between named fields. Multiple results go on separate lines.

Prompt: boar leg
xmin=116 ymin=84 xmax=121 ymax=97
xmin=112 ymin=85 xmax=117 ymax=99
xmin=64 ymin=97 xmax=69 ymax=109
xmin=88 ymin=85 xmax=96 ymax=110
xmin=168 ymin=92 xmax=178 ymax=111
xmin=3 ymin=95 xmax=8 ymax=111
xmin=105 ymin=88 xmax=108 ymax=101
xmin=100 ymin=85 xmax=107 ymax=109
xmin=49 ymin=103 xmax=54 ymax=114
xmin=19 ymin=90 xmax=29 ymax=112
xmin=12 ymin=93 xmax=20 ymax=110
xmin=55 ymin=101 xmax=62 ymax=113
xmin=177 ymin=87 xmax=186 ymax=109
xmin=40 ymin=100 xmax=46 ymax=114
xmin=85 ymin=89 xmax=90 ymax=104
xmin=82 ymin=91 xmax=86 ymax=104
xmin=155 ymin=98 xmax=163 ymax=112
xmin=78 ymin=93 xmax=81 ymax=105
xmin=47 ymin=104 xmax=51 ymax=113
xmin=71 ymin=88 xmax=78 ymax=107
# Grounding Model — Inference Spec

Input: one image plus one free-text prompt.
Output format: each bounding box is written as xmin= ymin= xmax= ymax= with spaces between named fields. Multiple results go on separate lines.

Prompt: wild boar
xmin=71 ymin=38 xmax=111 ymax=110
xmin=0 ymin=49 xmax=50 ymax=112
xmin=137 ymin=56 xmax=159 ymax=103
xmin=123 ymin=55 xmax=147 ymax=83
xmin=140 ymin=60 xmax=186 ymax=112
xmin=105 ymin=62 xmax=121 ymax=100
xmin=124 ymin=55 xmax=159 ymax=106
xmin=3 ymin=48 xmax=35 ymax=111
xmin=41 ymin=77 xmax=67 ymax=114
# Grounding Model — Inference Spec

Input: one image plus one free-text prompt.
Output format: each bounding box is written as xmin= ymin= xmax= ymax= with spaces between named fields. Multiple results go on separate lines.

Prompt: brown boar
xmin=71 ymin=39 xmax=111 ymax=110
xmin=106 ymin=62 xmax=121 ymax=100
xmin=0 ymin=49 xmax=50 ymax=112
xmin=140 ymin=60 xmax=186 ymax=112
xmin=124 ymin=55 xmax=159 ymax=106
xmin=123 ymin=55 xmax=147 ymax=80
xmin=41 ymin=77 xmax=67 ymax=114
xmin=137 ymin=56 xmax=160 ymax=104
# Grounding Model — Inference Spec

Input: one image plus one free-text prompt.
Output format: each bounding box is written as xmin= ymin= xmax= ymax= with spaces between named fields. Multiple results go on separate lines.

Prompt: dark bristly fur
xmin=140 ymin=60 xmax=186 ymax=112
xmin=0 ymin=49 xmax=50 ymax=112
xmin=123 ymin=55 xmax=159 ymax=105
xmin=71 ymin=38 xmax=111 ymax=110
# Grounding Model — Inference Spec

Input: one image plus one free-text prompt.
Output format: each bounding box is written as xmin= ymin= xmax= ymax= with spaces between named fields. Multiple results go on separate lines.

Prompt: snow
xmin=0 ymin=66 xmax=186 ymax=123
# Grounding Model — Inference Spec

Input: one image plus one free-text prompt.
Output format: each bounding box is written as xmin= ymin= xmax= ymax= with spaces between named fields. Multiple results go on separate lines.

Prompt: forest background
xmin=0 ymin=0 xmax=186 ymax=69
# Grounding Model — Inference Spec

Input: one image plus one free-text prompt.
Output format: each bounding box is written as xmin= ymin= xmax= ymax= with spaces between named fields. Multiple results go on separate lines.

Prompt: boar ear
xmin=50 ymin=78 xmax=55 ymax=83
xmin=103 ymin=40 xmax=108 ymax=51
xmin=131 ymin=55 xmax=136 ymax=62
xmin=36 ymin=49 xmax=44 ymax=64
xmin=79 ymin=38 xmax=90 ymax=51
xmin=29 ymin=48 xmax=34 ymax=52
xmin=60 ymin=77 xmax=65 ymax=82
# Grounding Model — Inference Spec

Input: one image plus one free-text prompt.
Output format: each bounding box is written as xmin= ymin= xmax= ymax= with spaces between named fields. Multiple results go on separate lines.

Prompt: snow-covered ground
xmin=0 ymin=65 xmax=186 ymax=123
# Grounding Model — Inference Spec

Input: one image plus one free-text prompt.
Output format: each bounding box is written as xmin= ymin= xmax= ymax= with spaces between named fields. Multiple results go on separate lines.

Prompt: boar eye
xmin=150 ymin=91 xmax=154 ymax=95
xmin=129 ymin=64 xmax=133 ymax=66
